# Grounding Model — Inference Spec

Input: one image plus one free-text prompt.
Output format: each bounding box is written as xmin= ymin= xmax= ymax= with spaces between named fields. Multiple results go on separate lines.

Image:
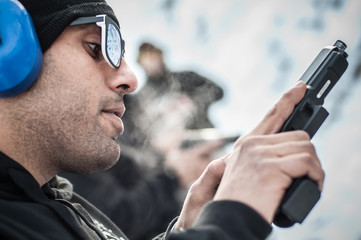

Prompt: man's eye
xmin=87 ymin=43 xmax=101 ymax=58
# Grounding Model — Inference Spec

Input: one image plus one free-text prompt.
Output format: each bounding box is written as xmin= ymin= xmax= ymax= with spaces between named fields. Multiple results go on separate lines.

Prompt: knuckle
xmin=267 ymin=102 xmax=290 ymax=124
xmin=233 ymin=135 xmax=244 ymax=148
xmin=187 ymin=182 xmax=205 ymax=203
xmin=282 ymin=90 xmax=294 ymax=101
xmin=266 ymin=105 xmax=287 ymax=124
xmin=300 ymin=152 xmax=314 ymax=166
xmin=205 ymin=158 xmax=225 ymax=179
xmin=206 ymin=160 xmax=217 ymax=173
xmin=295 ymin=130 xmax=311 ymax=140
xmin=241 ymin=136 xmax=259 ymax=149
xmin=265 ymin=105 xmax=277 ymax=118
xmin=308 ymin=143 xmax=317 ymax=154
xmin=301 ymin=140 xmax=316 ymax=154
xmin=188 ymin=180 xmax=200 ymax=195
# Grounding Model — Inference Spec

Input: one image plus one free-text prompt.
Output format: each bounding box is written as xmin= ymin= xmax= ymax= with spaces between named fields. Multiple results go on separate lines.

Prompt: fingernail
xmin=296 ymin=80 xmax=305 ymax=86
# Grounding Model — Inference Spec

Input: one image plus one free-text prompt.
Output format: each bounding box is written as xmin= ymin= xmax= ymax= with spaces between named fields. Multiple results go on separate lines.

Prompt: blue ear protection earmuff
xmin=0 ymin=0 xmax=42 ymax=98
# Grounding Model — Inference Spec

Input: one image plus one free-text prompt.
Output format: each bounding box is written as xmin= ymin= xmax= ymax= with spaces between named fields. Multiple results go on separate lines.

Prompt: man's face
xmin=8 ymin=24 xmax=138 ymax=174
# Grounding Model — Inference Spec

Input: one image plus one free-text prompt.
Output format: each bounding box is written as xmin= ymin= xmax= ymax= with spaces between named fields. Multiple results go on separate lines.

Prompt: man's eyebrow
xmin=72 ymin=23 xmax=99 ymax=31
xmin=71 ymin=23 xmax=101 ymax=37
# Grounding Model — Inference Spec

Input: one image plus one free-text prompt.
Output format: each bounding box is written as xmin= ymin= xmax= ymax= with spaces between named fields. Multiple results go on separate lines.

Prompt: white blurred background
xmin=108 ymin=0 xmax=361 ymax=239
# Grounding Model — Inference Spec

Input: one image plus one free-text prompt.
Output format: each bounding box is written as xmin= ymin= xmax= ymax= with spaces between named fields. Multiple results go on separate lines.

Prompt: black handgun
xmin=273 ymin=40 xmax=349 ymax=227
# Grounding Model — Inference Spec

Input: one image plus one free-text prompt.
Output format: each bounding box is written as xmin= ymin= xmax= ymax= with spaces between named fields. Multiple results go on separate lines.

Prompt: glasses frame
xmin=70 ymin=14 xmax=124 ymax=68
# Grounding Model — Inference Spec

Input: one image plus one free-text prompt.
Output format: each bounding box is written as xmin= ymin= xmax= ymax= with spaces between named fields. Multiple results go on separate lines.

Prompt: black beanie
xmin=18 ymin=0 xmax=119 ymax=53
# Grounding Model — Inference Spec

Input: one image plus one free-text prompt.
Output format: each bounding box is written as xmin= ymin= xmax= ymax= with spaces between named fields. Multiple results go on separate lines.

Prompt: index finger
xmin=250 ymin=81 xmax=307 ymax=136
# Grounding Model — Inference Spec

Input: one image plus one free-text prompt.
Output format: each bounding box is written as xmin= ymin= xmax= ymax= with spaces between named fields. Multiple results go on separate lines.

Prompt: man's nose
xmin=107 ymin=58 xmax=138 ymax=94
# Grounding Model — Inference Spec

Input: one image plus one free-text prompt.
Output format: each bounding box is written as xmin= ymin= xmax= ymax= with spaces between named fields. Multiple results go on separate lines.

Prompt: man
xmin=0 ymin=0 xmax=324 ymax=239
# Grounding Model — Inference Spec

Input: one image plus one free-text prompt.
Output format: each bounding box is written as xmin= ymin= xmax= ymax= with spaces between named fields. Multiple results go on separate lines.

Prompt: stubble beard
xmin=10 ymin=55 xmax=121 ymax=176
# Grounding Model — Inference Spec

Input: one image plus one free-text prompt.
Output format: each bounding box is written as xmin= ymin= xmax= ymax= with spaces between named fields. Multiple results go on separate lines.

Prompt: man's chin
xmin=87 ymin=155 xmax=120 ymax=174
xmin=87 ymin=144 xmax=121 ymax=174
xmin=103 ymin=145 xmax=121 ymax=170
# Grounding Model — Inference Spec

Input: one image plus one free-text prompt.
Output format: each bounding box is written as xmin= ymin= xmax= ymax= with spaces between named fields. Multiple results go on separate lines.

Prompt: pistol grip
xmin=274 ymin=102 xmax=327 ymax=227
xmin=273 ymin=177 xmax=321 ymax=227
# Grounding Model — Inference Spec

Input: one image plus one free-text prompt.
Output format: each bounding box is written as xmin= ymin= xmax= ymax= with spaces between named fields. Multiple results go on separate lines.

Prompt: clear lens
xmin=106 ymin=23 xmax=121 ymax=67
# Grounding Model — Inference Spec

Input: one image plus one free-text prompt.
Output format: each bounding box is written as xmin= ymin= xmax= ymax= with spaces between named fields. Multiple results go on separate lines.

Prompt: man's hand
xmin=174 ymin=155 xmax=228 ymax=229
xmin=174 ymin=81 xmax=325 ymax=228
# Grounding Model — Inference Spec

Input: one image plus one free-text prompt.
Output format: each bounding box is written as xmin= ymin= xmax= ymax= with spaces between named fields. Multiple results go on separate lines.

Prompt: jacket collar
xmin=0 ymin=152 xmax=74 ymax=202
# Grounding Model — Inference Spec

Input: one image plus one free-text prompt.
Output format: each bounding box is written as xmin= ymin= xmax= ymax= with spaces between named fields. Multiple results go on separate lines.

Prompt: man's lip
xmin=101 ymin=106 xmax=126 ymax=136
xmin=102 ymin=106 xmax=125 ymax=118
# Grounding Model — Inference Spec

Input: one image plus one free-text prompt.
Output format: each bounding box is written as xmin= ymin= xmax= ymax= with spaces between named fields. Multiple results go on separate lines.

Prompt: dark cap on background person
xmin=18 ymin=0 xmax=119 ymax=52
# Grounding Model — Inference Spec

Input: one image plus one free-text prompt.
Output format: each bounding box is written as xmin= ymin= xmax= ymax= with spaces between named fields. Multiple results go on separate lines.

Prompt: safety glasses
xmin=70 ymin=14 xmax=124 ymax=68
